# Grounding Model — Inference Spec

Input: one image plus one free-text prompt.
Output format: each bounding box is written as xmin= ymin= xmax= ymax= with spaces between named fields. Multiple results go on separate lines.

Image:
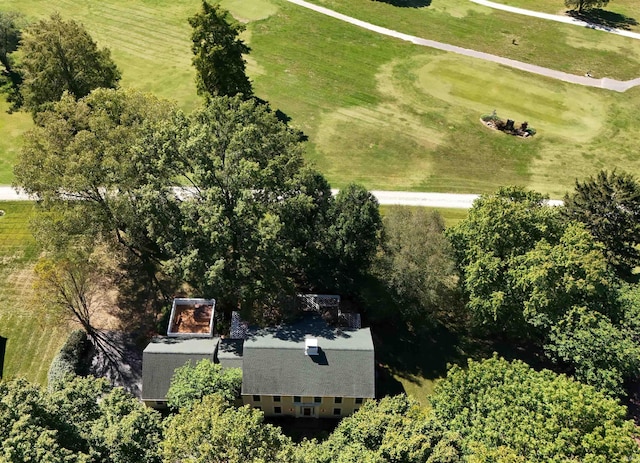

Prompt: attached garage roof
xmin=142 ymin=337 xmax=218 ymax=401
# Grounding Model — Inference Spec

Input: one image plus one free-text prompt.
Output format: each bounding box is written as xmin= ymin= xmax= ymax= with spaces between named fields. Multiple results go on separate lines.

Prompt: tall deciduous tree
xmin=446 ymin=186 xmax=563 ymax=333
xmin=189 ymin=1 xmax=252 ymax=99
xmin=166 ymin=95 xmax=334 ymax=318
xmin=15 ymin=89 xmax=178 ymax=284
xmin=431 ymin=356 xmax=640 ymax=462
xmin=0 ymin=11 xmax=24 ymax=109
xmin=19 ymin=13 xmax=120 ymax=113
xmin=376 ymin=208 xmax=460 ymax=325
xmin=0 ymin=376 xmax=162 ymax=463
xmin=562 ymin=170 xmax=640 ymax=282
xmin=565 ymin=0 xmax=610 ymax=12
xmin=167 ymin=359 xmax=242 ymax=410
xmin=163 ymin=394 xmax=294 ymax=463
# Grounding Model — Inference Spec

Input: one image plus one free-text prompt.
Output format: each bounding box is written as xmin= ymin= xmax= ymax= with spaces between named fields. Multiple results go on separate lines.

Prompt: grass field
xmin=1 ymin=0 xmax=639 ymax=197
xmin=0 ymin=202 xmax=70 ymax=384
xmin=491 ymin=0 xmax=640 ymax=33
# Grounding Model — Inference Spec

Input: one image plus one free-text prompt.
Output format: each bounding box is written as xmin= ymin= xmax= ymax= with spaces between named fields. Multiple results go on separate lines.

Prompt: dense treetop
xmin=19 ymin=13 xmax=120 ymax=113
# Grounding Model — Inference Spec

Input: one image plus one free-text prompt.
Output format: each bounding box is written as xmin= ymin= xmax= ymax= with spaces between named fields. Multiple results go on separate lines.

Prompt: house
xmin=141 ymin=296 xmax=375 ymax=417
xmin=240 ymin=315 xmax=375 ymax=418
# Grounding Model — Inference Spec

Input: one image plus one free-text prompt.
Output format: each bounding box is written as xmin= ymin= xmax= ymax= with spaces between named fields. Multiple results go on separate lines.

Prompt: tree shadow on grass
xmin=567 ymin=8 xmax=638 ymax=30
xmin=374 ymin=0 xmax=431 ymax=7
xmin=373 ymin=320 xmax=470 ymax=398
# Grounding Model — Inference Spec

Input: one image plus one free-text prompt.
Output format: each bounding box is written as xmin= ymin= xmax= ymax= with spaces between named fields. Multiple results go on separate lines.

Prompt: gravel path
xmin=285 ymin=0 xmax=640 ymax=92
xmin=2 ymin=187 xmax=562 ymax=209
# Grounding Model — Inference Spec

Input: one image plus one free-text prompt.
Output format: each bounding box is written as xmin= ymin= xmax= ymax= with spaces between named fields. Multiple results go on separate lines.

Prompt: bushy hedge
xmin=47 ymin=329 xmax=91 ymax=387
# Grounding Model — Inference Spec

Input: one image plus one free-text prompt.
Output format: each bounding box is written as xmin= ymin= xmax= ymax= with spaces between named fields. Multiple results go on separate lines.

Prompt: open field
xmin=0 ymin=202 xmax=70 ymax=384
xmin=1 ymin=0 xmax=639 ymax=196
xmin=489 ymin=0 xmax=640 ymax=32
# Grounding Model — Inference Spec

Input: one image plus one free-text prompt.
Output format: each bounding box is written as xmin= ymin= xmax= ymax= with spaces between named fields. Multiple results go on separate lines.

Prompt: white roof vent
xmin=305 ymin=338 xmax=319 ymax=356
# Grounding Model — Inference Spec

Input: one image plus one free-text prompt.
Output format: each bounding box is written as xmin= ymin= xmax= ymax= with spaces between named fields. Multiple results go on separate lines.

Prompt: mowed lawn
xmin=0 ymin=202 xmax=70 ymax=384
xmin=490 ymin=0 xmax=640 ymax=33
xmin=1 ymin=0 xmax=639 ymax=197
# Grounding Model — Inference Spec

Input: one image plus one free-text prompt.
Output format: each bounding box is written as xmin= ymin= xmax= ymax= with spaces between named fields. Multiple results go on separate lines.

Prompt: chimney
xmin=305 ymin=338 xmax=319 ymax=356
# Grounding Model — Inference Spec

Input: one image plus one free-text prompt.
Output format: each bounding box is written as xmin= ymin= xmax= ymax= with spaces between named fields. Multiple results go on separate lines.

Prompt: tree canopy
xmin=376 ymin=208 xmax=459 ymax=326
xmin=562 ymin=170 xmax=640 ymax=282
xmin=0 ymin=11 xmax=24 ymax=109
xmin=163 ymin=394 xmax=294 ymax=463
xmin=189 ymin=1 xmax=252 ymax=99
xmin=446 ymin=186 xmax=563 ymax=333
xmin=0 ymin=376 xmax=162 ymax=463
xmin=18 ymin=13 xmax=120 ymax=113
xmin=447 ymin=186 xmax=640 ymax=393
xmin=15 ymin=90 xmax=380 ymax=323
xmin=166 ymin=359 xmax=242 ymax=410
xmin=430 ymin=356 xmax=640 ymax=462
xmin=565 ymin=0 xmax=610 ymax=12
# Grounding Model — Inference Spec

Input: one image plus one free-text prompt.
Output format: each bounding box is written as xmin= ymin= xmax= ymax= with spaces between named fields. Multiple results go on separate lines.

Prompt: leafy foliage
xmin=47 ymin=329 xmax=90 ymax=387
xmin=376 ymin=208 xmax=460 ymax=325
xmin=562 ymin=170 xmax=640 ymax=282
xmin=430 ymin=356 xmax=640 ymax=462
xmin=565 ymin=0 xmax=610 ymax=12
xmin=167 ymin=359 xmax=242 ymax=410
xmin=0 ymin=11 xmax=24 ymax=110
xmin=0 ymin=376 xmax=162 ymax=463
xmin=189 ymin=1 xmax=252 ymax=98
xmin=18 ymin=13 xmax=120 ymax=113
xmin=446 ymin=186 xmax=563 ymax=333
xmin=546 ymin=306 xmax=640 ymax=393
xmin=301 ymin=395 xmax=462 ymax=463
xmin=163 ymin=394 xmax=294 ymax=463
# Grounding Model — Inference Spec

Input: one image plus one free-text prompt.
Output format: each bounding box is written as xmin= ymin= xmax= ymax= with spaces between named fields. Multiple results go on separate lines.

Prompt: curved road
xmin=285 ymin=0 xmax=640 ymax=92
xmin=0 ymin=187 xmax=563 ymax=208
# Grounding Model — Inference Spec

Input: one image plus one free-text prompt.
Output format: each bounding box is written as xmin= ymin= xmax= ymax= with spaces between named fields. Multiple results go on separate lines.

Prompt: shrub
xmin=47 ymin=329 xmax=90 ymax=387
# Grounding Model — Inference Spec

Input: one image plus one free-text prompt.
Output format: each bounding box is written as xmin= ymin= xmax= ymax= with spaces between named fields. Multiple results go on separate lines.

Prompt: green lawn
xmin=0 ymin=202 xmax=70 ymax=384
xmin=0 ymin=0 xmax=639 ymax=196
xmin=491 ymin=0 xmax=640 ymax=33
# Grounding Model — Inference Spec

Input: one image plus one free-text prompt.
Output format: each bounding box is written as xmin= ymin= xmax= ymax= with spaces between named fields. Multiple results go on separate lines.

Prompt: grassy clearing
xmin=0 ymin=202 xmax=70 ymax=384
xmin=304 ymin=0 xmax=640 ymax=79
xmin=491 ymin=0 xmax=640 ymax=32
xmin=1 ymin=0 xmax=640 ymax=196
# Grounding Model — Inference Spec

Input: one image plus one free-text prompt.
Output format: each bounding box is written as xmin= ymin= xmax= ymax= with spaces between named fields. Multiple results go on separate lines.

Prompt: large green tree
xmin=166 ymin=359 xmax=242 ymax=410
xmin=562 ymin=170 xmax=640 ymax=282
xmin=0 ymin=11 xmax=23 ymax=109
xmin=162 ymin=394 xmax=294 ymax=463
xmin=14 ymin=89 xmax=178 ymax=286
xmin=376 ymin=208 xmax=460 ymax=325
xmin=446 ymin=186 xmax=563 ymax=333
xmin=19 ymin=13 xmax=120 ymax=113
xmin=0 ymin=376 xmax=162 ymax=463
xmin=565 ymin=0 xmax=610 ymax=12
xmin=189 ymin=1 xmax=252 ymax=99
xmin=430 ymin=356 xmax=640 ymax=462
xmin=300 ymin=395 xmax=462 ymax=463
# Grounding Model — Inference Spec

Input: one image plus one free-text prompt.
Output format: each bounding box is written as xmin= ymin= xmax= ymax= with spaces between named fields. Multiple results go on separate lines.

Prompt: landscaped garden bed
xmin=481 ymin=111 xmax=536 ymax=138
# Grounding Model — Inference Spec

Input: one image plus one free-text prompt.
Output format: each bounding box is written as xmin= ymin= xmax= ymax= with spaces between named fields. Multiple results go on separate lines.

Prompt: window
xmin=334 ymin=397 xmax=342 ymax=404
xmin=253 ymin=395 xmax=261 ymax=402
xmin=355 ymin=397 xmax=363 ymax=404
xmin=314 ymin=397 xmax=322 ymax=403
xmin=294 ymin=396 xmax=301 ymax=403
xmin=273 ymin=396 xmax=281 ymax=403
xmin=274 ymin=406 xmax=282 ymax=414
xmin=333 ymin=408 xmax=341 ymax=416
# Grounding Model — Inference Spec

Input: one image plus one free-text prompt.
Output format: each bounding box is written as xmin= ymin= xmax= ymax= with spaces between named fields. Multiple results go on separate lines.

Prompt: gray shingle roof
xmin=241 ymin=316 xmax=375 ymax=398
xmin=142 ymin=337 xmax=218 ymax=401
